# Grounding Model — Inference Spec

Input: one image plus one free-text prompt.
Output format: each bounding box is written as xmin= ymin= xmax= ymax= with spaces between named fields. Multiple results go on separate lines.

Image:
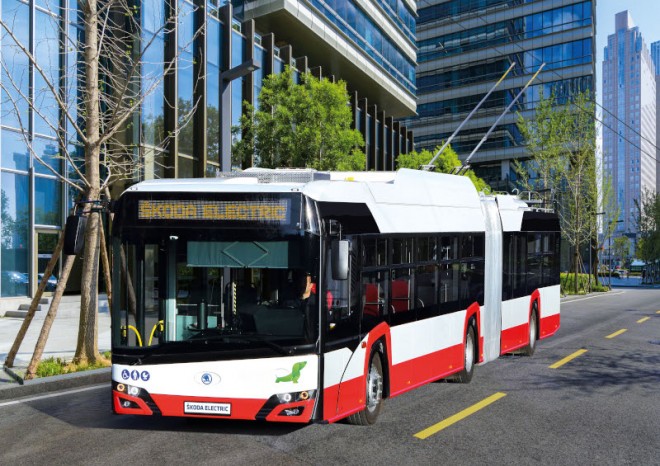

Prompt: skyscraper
xmin=602 ymin=11 xmax=657 ymax=240
xmin=651 ymin=40 xmax=660 ymax=191
xmin=407 ymin=0 xmax=596 ymax=191
xmin=651 ymin=41 xmax=660 ymax=75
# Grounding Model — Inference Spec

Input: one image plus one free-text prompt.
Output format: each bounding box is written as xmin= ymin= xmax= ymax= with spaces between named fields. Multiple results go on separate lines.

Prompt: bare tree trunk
xmin=24 ymin=255 xmax=76 ymax=380
xmin=75 ymin=210 xmax=101 ymax=364
xmin=99 ymin=219 xmax=112 ymax=315
xmin=75 ymin=0 xmax=102 ymax=365
xmin=4 ymin=234 xmax=64 ymax=368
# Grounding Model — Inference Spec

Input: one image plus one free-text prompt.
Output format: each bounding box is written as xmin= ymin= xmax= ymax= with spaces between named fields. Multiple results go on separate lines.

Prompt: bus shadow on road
xmin=533 ymin=350 xmax=660 ymax=395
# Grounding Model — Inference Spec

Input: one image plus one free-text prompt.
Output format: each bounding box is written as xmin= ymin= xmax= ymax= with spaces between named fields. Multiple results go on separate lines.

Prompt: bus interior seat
xmin=363 ymin=283 xmax=381 ymax=317
xmin=391 ymin=279 xmax=411 ymax=312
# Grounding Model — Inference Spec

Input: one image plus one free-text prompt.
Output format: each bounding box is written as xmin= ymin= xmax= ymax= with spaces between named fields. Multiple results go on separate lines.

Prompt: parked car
xmin=1 ymin=270 xmax=29 ymax=296
xmin=38 ymin=273 xmax=58 ymax=291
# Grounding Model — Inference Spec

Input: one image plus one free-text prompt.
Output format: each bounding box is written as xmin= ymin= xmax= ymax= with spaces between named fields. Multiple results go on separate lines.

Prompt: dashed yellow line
xmin=637 ymin=317 xmax=650 ymax=324
xmin=414 ymin=392 xmax=506 ymax=440
xmin=549 ymin=349 xmax=588 ymax=369
xmin=605 ymin=329 xmax=627 ymax=339
xmin=656 ymin=310 xmax=660 ymax=314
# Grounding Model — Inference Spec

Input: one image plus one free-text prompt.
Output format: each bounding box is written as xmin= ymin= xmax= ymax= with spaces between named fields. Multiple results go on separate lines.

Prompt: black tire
xmin=453 ymin=324 xmax=476 ymax=384
xmin=522 ymin=305 xmax=538 ymax=357
xmin=348 ymin=352 xmax=384 ymax=425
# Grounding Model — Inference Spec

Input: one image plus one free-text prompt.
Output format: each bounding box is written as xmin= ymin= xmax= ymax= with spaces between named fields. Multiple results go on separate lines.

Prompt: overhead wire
xmin=414 ymin=0 xmax=660 ymax=164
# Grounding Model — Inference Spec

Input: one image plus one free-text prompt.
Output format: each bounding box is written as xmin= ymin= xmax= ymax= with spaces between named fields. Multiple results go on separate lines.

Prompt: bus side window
xmin=390 ymin=268 xmax=414 ymax=325
xmin=361 ymin=271 xmax=387 ymax=333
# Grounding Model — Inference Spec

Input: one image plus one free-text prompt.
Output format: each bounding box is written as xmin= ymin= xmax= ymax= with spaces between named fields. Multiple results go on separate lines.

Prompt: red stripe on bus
xmin=501 ymin=322 xmax=529 ymax=354
xmin=540 ymin=313 xmax=560 ymax=339
xmin=149 ymin=393 xmax=266 ymax=420
xmin=325 ymin=343 xmax=464 ymax=422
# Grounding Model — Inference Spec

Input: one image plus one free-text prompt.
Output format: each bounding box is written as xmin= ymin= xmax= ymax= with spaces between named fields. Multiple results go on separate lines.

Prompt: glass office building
xmin=406 ymin=0 xmax=596 ymax=191
xmin=652 ymin=40 xmax=660 ymax=192
xmin=0 ymin=0 xmax=416 ymax=301
xmin=602 ymin=12 xmax=657 ymax=239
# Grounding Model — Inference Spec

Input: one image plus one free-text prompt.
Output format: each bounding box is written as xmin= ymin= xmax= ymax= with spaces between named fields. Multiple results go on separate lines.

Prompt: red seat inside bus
xmin=391 ymin=279 xmax=410 ymax=312
xmin=363 ymin=284 xmax=380 ymax=317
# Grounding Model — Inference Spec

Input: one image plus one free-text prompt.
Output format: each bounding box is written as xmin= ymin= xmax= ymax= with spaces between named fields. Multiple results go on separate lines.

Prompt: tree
xmin=636 ymin=189 xmax=660 ymax=278
xmin=516 ymin=91 xmax=599 ymax=294
xmin=233 ymin=67 xmax=365 ymax=171
xmin=1 ymin=1 xmax=198 ymax=373
xmin=612 ymin=236 xmax=630 ymax=267
xmin=593 ymin=173 xmax=620 ymax=286
xmin=396 ymin=145 xmax=491 ymax=193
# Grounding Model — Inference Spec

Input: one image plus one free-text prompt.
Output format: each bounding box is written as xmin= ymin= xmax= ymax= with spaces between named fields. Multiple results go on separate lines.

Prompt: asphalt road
xmin=1 ymin=290 xmax=659 ymax=465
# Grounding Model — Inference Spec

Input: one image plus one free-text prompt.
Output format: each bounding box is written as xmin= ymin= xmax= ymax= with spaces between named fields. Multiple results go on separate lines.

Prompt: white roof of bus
xmin=495 ymin=194 xmax=530 ymax=232
xmin=124 ymin=169 xmax=488 ymax=233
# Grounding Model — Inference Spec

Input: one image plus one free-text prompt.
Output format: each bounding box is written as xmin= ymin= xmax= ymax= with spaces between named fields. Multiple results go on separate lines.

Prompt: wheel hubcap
xmin=529 ymin=316 xmax=536 ymax=348
xmin=465 ymin=332 xmax=474 ymax=373
xmin=366 ymin=363 xmax=383 ymax=411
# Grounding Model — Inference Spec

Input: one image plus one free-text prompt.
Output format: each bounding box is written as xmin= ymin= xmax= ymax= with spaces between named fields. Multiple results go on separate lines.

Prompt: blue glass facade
xmin=310 ymin=0 xmax=415 ymax=93
xmin=0 ymin=0 xmax=65 ymax=297
xmin=408 ymin=0 xmax=595 ymax=192
xmin=419 ymin=2 xmax=592 ymax=62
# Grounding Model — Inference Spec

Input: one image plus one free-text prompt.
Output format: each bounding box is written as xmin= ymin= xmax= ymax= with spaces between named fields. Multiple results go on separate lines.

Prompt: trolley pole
xmin=459 ymin=63 xmax=545 ymax=171
xmin=422 ymin=62 xmax=517 ymax=171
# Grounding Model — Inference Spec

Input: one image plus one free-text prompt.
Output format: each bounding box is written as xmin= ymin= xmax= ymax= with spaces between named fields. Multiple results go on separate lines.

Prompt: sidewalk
xmin=0 ymin=295 xmax=111 ymax=394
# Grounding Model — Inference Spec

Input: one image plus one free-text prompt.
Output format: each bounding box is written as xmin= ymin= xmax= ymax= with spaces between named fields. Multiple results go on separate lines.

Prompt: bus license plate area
xmin=184 ymin=401 xmax=231 ymax=416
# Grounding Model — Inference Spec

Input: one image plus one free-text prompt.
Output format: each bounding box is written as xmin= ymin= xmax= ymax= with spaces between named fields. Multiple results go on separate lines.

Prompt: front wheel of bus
xmin=453 ymin=324 xmax=476 ymax=383
xmin=348 ymin=352 xmax=384 ymax=426
xmin=522 ymin=305 xmax=538 ymax=357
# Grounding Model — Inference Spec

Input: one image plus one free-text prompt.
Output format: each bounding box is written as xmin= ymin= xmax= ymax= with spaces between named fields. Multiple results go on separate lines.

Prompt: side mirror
xmin=63 ymin=215 xmax=87 ymax=256
xmin=331 ymin=240 xmax=349 ymax=281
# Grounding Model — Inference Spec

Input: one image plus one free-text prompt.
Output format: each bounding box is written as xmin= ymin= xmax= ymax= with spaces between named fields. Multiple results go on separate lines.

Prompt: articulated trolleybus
xmin=111 ymin=168 xmax=560 ymax=424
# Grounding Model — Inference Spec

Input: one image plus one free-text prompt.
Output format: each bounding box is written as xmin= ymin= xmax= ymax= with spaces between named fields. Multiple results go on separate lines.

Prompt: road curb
xmin=0 ymin=367 xmax=111 ymax=401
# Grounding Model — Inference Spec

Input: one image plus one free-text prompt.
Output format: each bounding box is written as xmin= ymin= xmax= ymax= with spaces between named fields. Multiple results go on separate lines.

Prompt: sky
xmin=595 ymin=0 xmax=660 ymax=105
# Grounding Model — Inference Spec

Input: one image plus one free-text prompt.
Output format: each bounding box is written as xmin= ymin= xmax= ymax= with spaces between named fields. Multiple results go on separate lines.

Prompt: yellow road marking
xmin=637 ymin=317 xmax=650 ymax=324
xmin=414 ymin=392 xmax=506 ymax=440
xmin=605 ymin=329 xmax=627 ymax=339
xmin=656 ymin=310 xmax=660 ymax=314
xmin=549 ymin=349 xmax=588 ymax=369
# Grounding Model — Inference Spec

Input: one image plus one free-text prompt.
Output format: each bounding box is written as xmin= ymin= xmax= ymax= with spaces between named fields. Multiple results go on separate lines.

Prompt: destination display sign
xmin=137 ymin=199 xmax=290 ymax=223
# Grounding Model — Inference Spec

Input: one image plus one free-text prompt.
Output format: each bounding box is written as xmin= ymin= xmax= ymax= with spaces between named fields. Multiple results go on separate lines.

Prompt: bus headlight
xmin=277 ymin=393 xmax=293 ymax=403
xmin=276 ymin=390 xmax=315 ymax=404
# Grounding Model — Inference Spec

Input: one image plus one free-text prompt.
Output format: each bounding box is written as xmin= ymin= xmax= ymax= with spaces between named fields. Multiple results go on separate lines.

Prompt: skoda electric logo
xmin=195 ymin=371 xmax=221 ymax=385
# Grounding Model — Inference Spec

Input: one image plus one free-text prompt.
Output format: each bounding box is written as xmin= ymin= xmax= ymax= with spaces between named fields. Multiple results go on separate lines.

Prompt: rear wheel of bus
xmin=453 ymin=323 xmax=476 ymax=383
xmin=522 ymin=304 xmax=538 ymax=357
xmin=348 ymin=351 xmax=384 ymax=425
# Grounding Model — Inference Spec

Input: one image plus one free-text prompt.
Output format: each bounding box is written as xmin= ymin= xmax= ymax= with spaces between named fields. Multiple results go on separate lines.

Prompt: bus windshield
xmin=112 ymin=230 xmax=321 ymax=356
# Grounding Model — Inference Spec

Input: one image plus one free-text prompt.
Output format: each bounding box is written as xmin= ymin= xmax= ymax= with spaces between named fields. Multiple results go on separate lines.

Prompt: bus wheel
xmin=348 ymin=352 xmax=384 ymax=425
xmin=522 ymin=305 xmax=538 ymax=357
xmin=453 ymin=324 xmax=476 ymax=383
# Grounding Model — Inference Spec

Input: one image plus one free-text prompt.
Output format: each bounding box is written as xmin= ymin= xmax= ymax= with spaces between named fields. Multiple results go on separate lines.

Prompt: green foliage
xmin=234 ymin=68 xmax=365 ymax=171
xmin=517 ymin=91 xmax=598 ymax=293
xmin=396 ymin=145 xmax=491 ymax=193
xmin=35 ymin=356 xmax=110 ymax=378
xmin=612 ymin=236 xmax=630 ymax=263
xmin=560 ymin=273 xmax=609 ymax=295
xmin=636 ymin=189 xmax=660 ymax=264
